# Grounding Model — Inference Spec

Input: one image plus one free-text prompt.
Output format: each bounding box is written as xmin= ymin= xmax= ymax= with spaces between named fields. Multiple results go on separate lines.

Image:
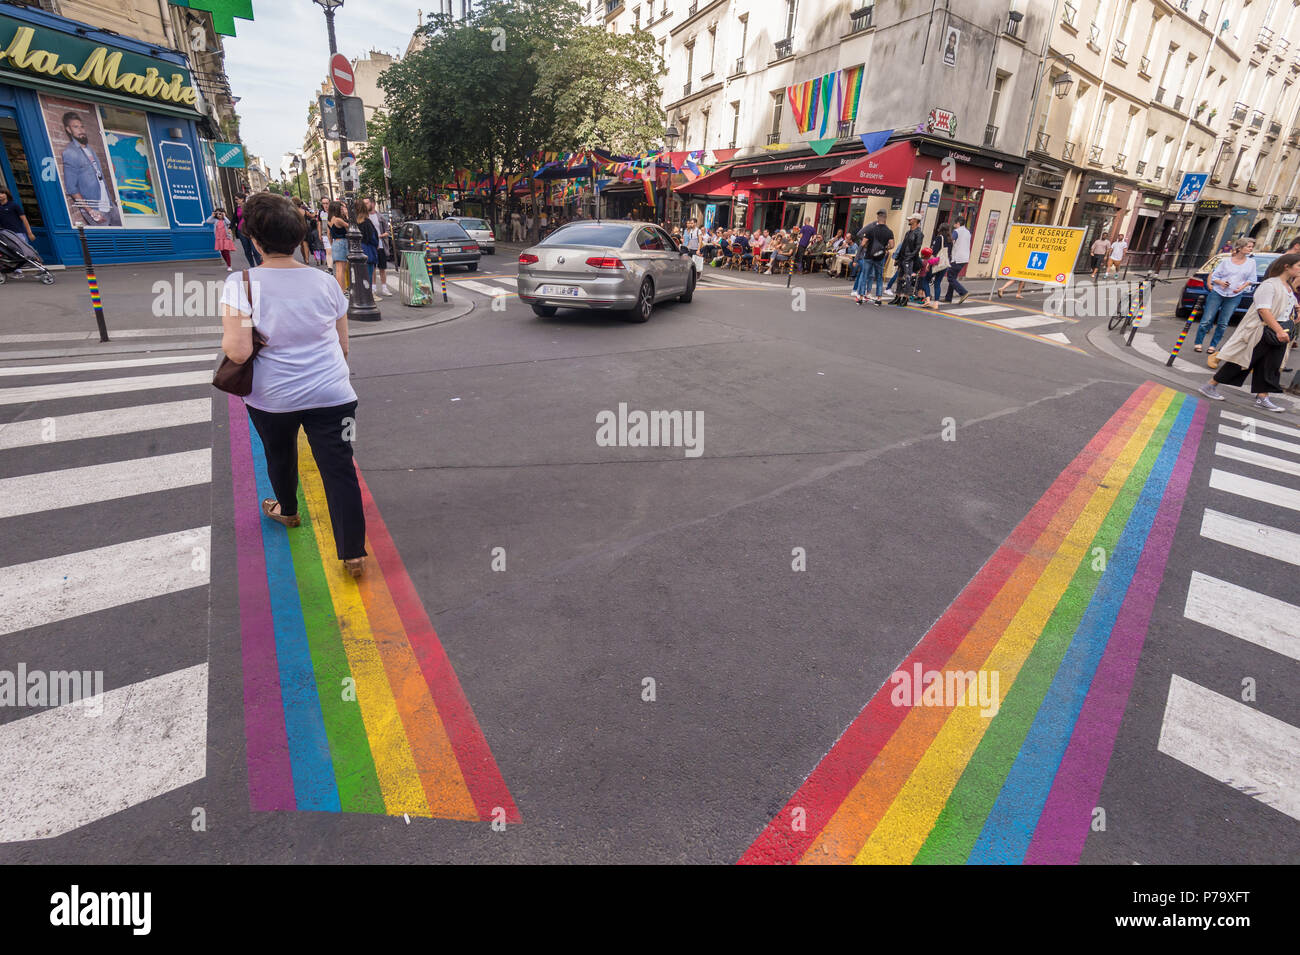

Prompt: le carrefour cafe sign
xmin=0 ymin=12 xmax=199 ymax=114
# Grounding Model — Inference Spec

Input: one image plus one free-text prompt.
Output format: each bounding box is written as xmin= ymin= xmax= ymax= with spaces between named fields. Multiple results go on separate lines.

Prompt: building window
xmin=783 ymin=0 xmax=797 ymax=40
xmin=769 ymin=92 xmax=784 ymax=142
xmin=634 ymin=6 xmax=640 ymax=29
xmin=987 ymin=72 xmax=1007 ymax=133
xmin=701 ymin=109 xmax=709 ymax=150
xmin=707 ymin=26 xmax=716 ymax=74
xmin=680 ymin=116 xmax=690 ymax=147
xmin=730 ymin=101 xmax=741 ymax=147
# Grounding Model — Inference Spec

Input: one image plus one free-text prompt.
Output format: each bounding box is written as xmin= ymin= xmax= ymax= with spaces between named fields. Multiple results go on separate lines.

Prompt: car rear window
xmin=457 ymin=218 xmax=489 ymax=231
xmin=539 ymin=223 xmax=632 ymax=246
xmin=419 ymin=222 xmax=469 ymax=240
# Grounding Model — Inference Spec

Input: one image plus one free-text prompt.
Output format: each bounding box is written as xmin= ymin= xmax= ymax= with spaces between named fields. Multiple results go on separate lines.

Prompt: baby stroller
xmin=0 ymin=231 xmax=55 ymax=285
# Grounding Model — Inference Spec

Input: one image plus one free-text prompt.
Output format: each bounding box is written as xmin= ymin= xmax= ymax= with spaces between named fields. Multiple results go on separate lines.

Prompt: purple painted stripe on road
xmin=1025 ymin=400 xmax=1208 ymax=864
xmin=227 ymin=394 xmax=296 ymax=811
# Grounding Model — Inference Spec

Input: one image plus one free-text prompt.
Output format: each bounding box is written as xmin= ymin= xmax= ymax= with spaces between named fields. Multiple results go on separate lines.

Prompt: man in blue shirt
xmin=60 ymin=112 xmax=122 ymax=227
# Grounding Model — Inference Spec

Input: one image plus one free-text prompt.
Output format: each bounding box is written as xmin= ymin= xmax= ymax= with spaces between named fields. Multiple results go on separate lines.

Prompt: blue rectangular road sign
xmin=1026 ymin=250 xmax=1049 ymax=271
xmin=1176 ymin=173 xmax=1208 ymax=203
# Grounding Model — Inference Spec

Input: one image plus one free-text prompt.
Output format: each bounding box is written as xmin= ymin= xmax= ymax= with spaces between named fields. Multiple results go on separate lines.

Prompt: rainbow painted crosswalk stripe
xmin=741 ymin=382 xmax=1206 ymax=864
xmin=228 ymin=396 xmax=517 ymax=822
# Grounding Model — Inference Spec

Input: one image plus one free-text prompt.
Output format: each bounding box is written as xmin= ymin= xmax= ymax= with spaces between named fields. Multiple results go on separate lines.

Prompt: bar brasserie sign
xmin=0 ymin=14 xmax=198 ymax=110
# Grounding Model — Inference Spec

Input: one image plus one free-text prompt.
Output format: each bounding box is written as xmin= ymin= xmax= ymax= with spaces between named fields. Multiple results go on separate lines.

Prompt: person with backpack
xmin=853 ymin=209 xmax=894 ymax=305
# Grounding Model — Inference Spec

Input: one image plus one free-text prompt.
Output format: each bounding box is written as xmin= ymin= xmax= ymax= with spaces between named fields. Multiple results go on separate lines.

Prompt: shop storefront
xmin=1068 ymin=176 xmax=1135 ymax=271
xmin=0 ymin=5 xmax=217 ymax=265
xmin=1180 ymin=198 xmax=1228 ymax=266
xmin=1128 ymin=192 xmax=1173 ymax=268
xmin=1016 ymin=163 xmax=1066 ymax=225
xmin=727 ymin=152 xmax=860 ymax=233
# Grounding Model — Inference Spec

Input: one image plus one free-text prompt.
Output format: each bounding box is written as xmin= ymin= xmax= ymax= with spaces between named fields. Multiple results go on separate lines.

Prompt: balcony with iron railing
xmin=1154 ymin=164 xmax=1165 ymax=180
xmin=983 ymin=124 xmax=997 ymax=147
xmin=773 ymin=37 xmax=793 ymax=61
xmin=1199 ymin=9 xmax=1208 ymax=24
xmin=1251 ymin=109 xmax=1265 ymax=129
xmin=1230 ymin=102 xmax=1248 ymax=126
xmin=766 ymin=131 xmax=782 ymax=145
xmin=1264 ymin=194 xmax=1279 ymax=209
xmin=1177 ymin=0 xmax=1190 ymax=11
xmin=682 ymin=80 xmax=692 ymax=97
xmin=1155 ymin=86 xmax=1166 ymax=104
xmin=849 ymin=4 xmax=874 ymax=33
xmin=1087 ymin=22 xmax=1102 ymax=50
xmin=1063 ymin=140 xmax=1077 ymax=162
xmin=1269 ymin=121 xmax=1283 ymax=137
xmin=1061 ymin=1 xmax=1078 ymax=29
xmin=1113 ymin=38 xmax=1127 ymax=63
xmin=836 ymin=120 xmax=853 ymax=138
xmin=1136 ymin=160 xmax=1147 ymax=176
xmin=1173 ymin=94 xmax=1184 ymax=112
xmin=1035 ymin=131 xmax=1051 ymax=152
xmin=1290 ymin=127 xmax=1300 ymax=145
xmin=1284 ymin=196 xmax=1298 ymax=210
xmin=731 ymin=57 xmax=745 ymax=76
xmin=1112 ymin=153 xmax=1128 ymax=173
xmin=1088 ymin=144 xmax=1104 ymax=165
xmin=1139 ymin=55 xmax=1151 ymax=76
xmin=1257 ymin=26 xmax=1275 ymax=51
xmin=1247 ymin=180 xmax=1259 ymax=192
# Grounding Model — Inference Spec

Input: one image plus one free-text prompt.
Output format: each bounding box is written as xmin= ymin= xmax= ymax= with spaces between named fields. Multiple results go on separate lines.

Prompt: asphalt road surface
xmin=0 ymin=259 xmax=1296 ymax=864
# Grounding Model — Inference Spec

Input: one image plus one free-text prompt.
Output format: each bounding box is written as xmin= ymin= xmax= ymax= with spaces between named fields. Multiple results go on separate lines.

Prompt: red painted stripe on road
xmin=737 ymin=381 xmax=1159 ymax=864
xmin=356 ymin=469 xmax=520 ymax=823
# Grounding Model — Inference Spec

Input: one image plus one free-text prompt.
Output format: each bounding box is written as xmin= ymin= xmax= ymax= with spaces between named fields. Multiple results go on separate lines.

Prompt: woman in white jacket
xmin=1200 ymin=253 xmax=1300 ymax=413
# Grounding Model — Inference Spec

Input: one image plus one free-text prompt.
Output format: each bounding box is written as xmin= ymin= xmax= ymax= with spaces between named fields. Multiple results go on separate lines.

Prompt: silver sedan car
xmin=516 ymin=220 xmax=698 ymax=322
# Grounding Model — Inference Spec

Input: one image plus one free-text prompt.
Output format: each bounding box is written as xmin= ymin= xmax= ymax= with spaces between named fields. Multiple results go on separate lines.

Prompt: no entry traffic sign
xmin=330 ymin=53 xmax=355 ymax=97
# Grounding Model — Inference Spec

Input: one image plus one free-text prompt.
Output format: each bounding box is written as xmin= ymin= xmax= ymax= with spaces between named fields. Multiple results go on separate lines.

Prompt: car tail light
xmin=464 ymin=243 xmax=479 ymax=252
xmin=519 ymin=253 xmax=539 ymax=264
xmin=586 ymin=256 xmax=625 ymax=269
xmin=1185 ymin=277 xmax=1205 ymax=290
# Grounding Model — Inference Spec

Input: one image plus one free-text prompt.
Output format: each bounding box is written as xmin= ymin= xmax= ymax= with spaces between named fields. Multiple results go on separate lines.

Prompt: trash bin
xmin=399 ymin=250 xmax=435 ymax=306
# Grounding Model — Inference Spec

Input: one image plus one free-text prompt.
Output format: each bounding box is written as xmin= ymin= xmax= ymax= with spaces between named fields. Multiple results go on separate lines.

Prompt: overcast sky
xmin=223 ymin=1 xmax=428 ymax=171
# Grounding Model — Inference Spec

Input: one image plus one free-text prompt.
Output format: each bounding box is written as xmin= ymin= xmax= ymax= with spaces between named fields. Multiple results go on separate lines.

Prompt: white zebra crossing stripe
xmin=493 ymin=276 xmax=518 ymax=287
xmin=1200 ymin=508 xmax=1300 ymax=566
xmin=0 ymin=663 xmax=208 ymax=842
xmin=0 ymin=370 xmax=213 ymax=406
xmin=1183 ymin=571 xmax=1300 ymax=662
xmin=987 ymin=315 xmax=1064 ymax=329
xmin=1209 ymin=468 xmax=1300 ymax=512
xmin=0 ymin=327 xmax=221 ymax=345
xmin=0 ymin=449 xmax=211 ymax=519
xmin=0 ymin=399 xmax=212 ymax=451
xmin=1039 ymin=332 xmax=1073 ymax=345
xmin=1157 ymin=674 xmax=1300 ymax=822
xmin=1221 ymin=410 xmax=1300 ymax=439
xmin=1218 ymin=424 xmax=1300 ymax=456
xmin=0 ymin=353 xmax=216 ymax=378
xmin=1215 ymin=441 xmax=1300 ymax=478
xmin=948 ymin=305 xmax=1009 ymax=317
xmin=0 ymin=527 xmax=210 ymax=637
xmin=457 ymin=280 xmax=512 ymax=298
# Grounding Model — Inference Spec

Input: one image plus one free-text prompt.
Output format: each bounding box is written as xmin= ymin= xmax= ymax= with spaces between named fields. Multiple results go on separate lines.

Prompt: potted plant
xmin=1195 ymin=100 xmax=1208 ymax=116
xmin=1207 ymin=108 xmax=1217 ymax=123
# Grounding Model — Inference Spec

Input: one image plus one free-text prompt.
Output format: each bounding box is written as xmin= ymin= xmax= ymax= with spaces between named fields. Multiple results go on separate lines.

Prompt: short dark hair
xmin=62 ymin=111 xmax=82 ymax=129
xmin=241 ymin=192 xmax=305 ymax=255
xmin=1264 ymin=252 xmax=1300 ymax=279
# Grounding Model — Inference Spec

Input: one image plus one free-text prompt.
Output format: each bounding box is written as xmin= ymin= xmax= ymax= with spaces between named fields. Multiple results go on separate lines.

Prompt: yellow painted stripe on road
xmin=851 ymin=389 xmax=1175 ymax=864
xmin=297 ymin=431 xmax=432 ymax=818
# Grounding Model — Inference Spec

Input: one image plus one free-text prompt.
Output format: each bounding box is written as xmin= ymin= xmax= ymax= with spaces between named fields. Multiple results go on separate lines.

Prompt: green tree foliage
xmin=378 ymin=0 xmax=663 ymax=228
xmin=357 ymin=111 xmax=429 ymax=198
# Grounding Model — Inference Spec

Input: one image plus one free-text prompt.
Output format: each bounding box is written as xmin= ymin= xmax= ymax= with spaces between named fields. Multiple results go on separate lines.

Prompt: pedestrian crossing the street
xmin=0 ymin=351 xmax=214 ymax=842
xmin=1159 ymin=408 xmax=1300 ymax=822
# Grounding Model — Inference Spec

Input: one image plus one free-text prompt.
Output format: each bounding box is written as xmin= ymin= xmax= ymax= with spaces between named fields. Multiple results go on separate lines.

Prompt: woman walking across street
xmin=327 ymin=201 xmax=350 ymax=290
xmin=354 ymin=203 xmax=380 ymax=287
xmin=1194 ymin=238 xmax=1256 ymax=353
xmin=235 ymin=197 xmax=262 ymax=268
xmin=219 ymin=192 xmax=367 ymax=576
xmin=1199 ymin=253 xmax=1300 ymax=413
xmin=206 ymin=208 xmax=236 ymax=272
xmin=923 ymin=224 xmax=953 ymax=310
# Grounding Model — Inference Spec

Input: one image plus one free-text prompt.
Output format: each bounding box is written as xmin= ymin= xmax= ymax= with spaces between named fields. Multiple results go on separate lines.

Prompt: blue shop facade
xmin=0 ymin=4 xmax=218 ymax=265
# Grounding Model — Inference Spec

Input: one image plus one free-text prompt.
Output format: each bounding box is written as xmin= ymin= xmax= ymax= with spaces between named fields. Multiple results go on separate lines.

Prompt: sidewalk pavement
xmin=0 ymin=255 xmax=473 ymax=360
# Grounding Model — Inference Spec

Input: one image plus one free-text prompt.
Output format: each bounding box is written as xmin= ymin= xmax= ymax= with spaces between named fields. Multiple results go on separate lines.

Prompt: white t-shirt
xmin=1248 ymin=276 xmax=1296 ymax=326
xmin=221 ymin=266 xmax=355 ymax=414
xmin=951 ymin=225 xmax=972 ymax=263
xmin=1109 ymin=240 xmax=1127 ymax=261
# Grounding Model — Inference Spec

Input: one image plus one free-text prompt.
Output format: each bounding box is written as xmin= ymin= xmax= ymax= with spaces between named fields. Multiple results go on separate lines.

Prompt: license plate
xmin=443 ymin=246 xmax=462 ymax=252
xmin=538 ymin=284 xmax=581 ymax=297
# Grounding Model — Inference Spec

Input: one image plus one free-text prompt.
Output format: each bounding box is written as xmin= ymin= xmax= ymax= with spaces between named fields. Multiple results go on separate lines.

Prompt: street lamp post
xmin=313 ymin=0 xmax=379 ymax=321
xmin=660 ymin=124 xmax=679 ymax=226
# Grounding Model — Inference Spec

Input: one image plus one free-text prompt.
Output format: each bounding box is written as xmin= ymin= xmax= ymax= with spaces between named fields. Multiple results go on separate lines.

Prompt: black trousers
xmin=246 ymin=401 xmax=366 ymax=560
xmin=1213 ymin=337 xmax=1287 ymax=394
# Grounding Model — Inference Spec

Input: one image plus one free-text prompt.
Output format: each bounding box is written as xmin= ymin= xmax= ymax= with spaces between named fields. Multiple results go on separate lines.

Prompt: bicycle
xmin=1109 ymin=271 xmax=1164 ymax=334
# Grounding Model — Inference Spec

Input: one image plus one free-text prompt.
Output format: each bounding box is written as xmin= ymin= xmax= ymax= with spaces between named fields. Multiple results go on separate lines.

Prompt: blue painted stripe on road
xmin=247 ymin=422 xmax=341 ymax=812
xmin=969 ymin=393 xmax=1196 ymax=863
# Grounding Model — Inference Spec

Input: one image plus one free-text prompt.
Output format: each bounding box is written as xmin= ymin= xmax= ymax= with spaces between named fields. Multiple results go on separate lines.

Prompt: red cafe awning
xmin=806 ymin=141 xmax=912 ymax=195
xmin=675 ymin=165 xmax=744 ymax=196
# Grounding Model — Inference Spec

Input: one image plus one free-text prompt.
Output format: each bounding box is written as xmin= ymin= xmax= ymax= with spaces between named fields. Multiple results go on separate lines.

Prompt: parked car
xmin=1175 ymin=252 xmax=1280 ymax=322
xmin=444 ymin=215 xmax=495 ymax=254
xmin=516 ymin=220 xmax=698 ymax=322
xmin=394 ymin=219 xmax=481 ymax=271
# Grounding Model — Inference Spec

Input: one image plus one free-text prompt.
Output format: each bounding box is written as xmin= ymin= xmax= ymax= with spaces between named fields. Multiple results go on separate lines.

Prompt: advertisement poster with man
xmin=39 ymin=94 xmax=123 ymax=227
xmin=943 ymin=27 xmax=960 ymax=68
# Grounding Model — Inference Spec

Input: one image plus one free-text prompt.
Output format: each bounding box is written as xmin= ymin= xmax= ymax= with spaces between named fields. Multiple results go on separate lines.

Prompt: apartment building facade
xmin=1017 ymin=0 xmax=1300 ymax=267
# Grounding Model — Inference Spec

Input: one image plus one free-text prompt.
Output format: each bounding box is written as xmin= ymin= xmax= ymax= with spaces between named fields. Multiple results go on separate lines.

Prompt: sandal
xmin=1207 ymin=347 xmax=1217 ymax=355
xmin=344 ymin=557 xmax=365 ymax=578
xmin=1194 ymin=345 xmax=1203 ymax=352
xmin=996 ymin=289 xmax=1004 ymax=298
xmin=262 ymin=499 xmax=300 ymax=528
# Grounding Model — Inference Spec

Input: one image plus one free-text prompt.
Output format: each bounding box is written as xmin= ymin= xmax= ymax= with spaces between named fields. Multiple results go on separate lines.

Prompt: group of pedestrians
xmin=849 ymin=210 xmax=972 ymax=308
